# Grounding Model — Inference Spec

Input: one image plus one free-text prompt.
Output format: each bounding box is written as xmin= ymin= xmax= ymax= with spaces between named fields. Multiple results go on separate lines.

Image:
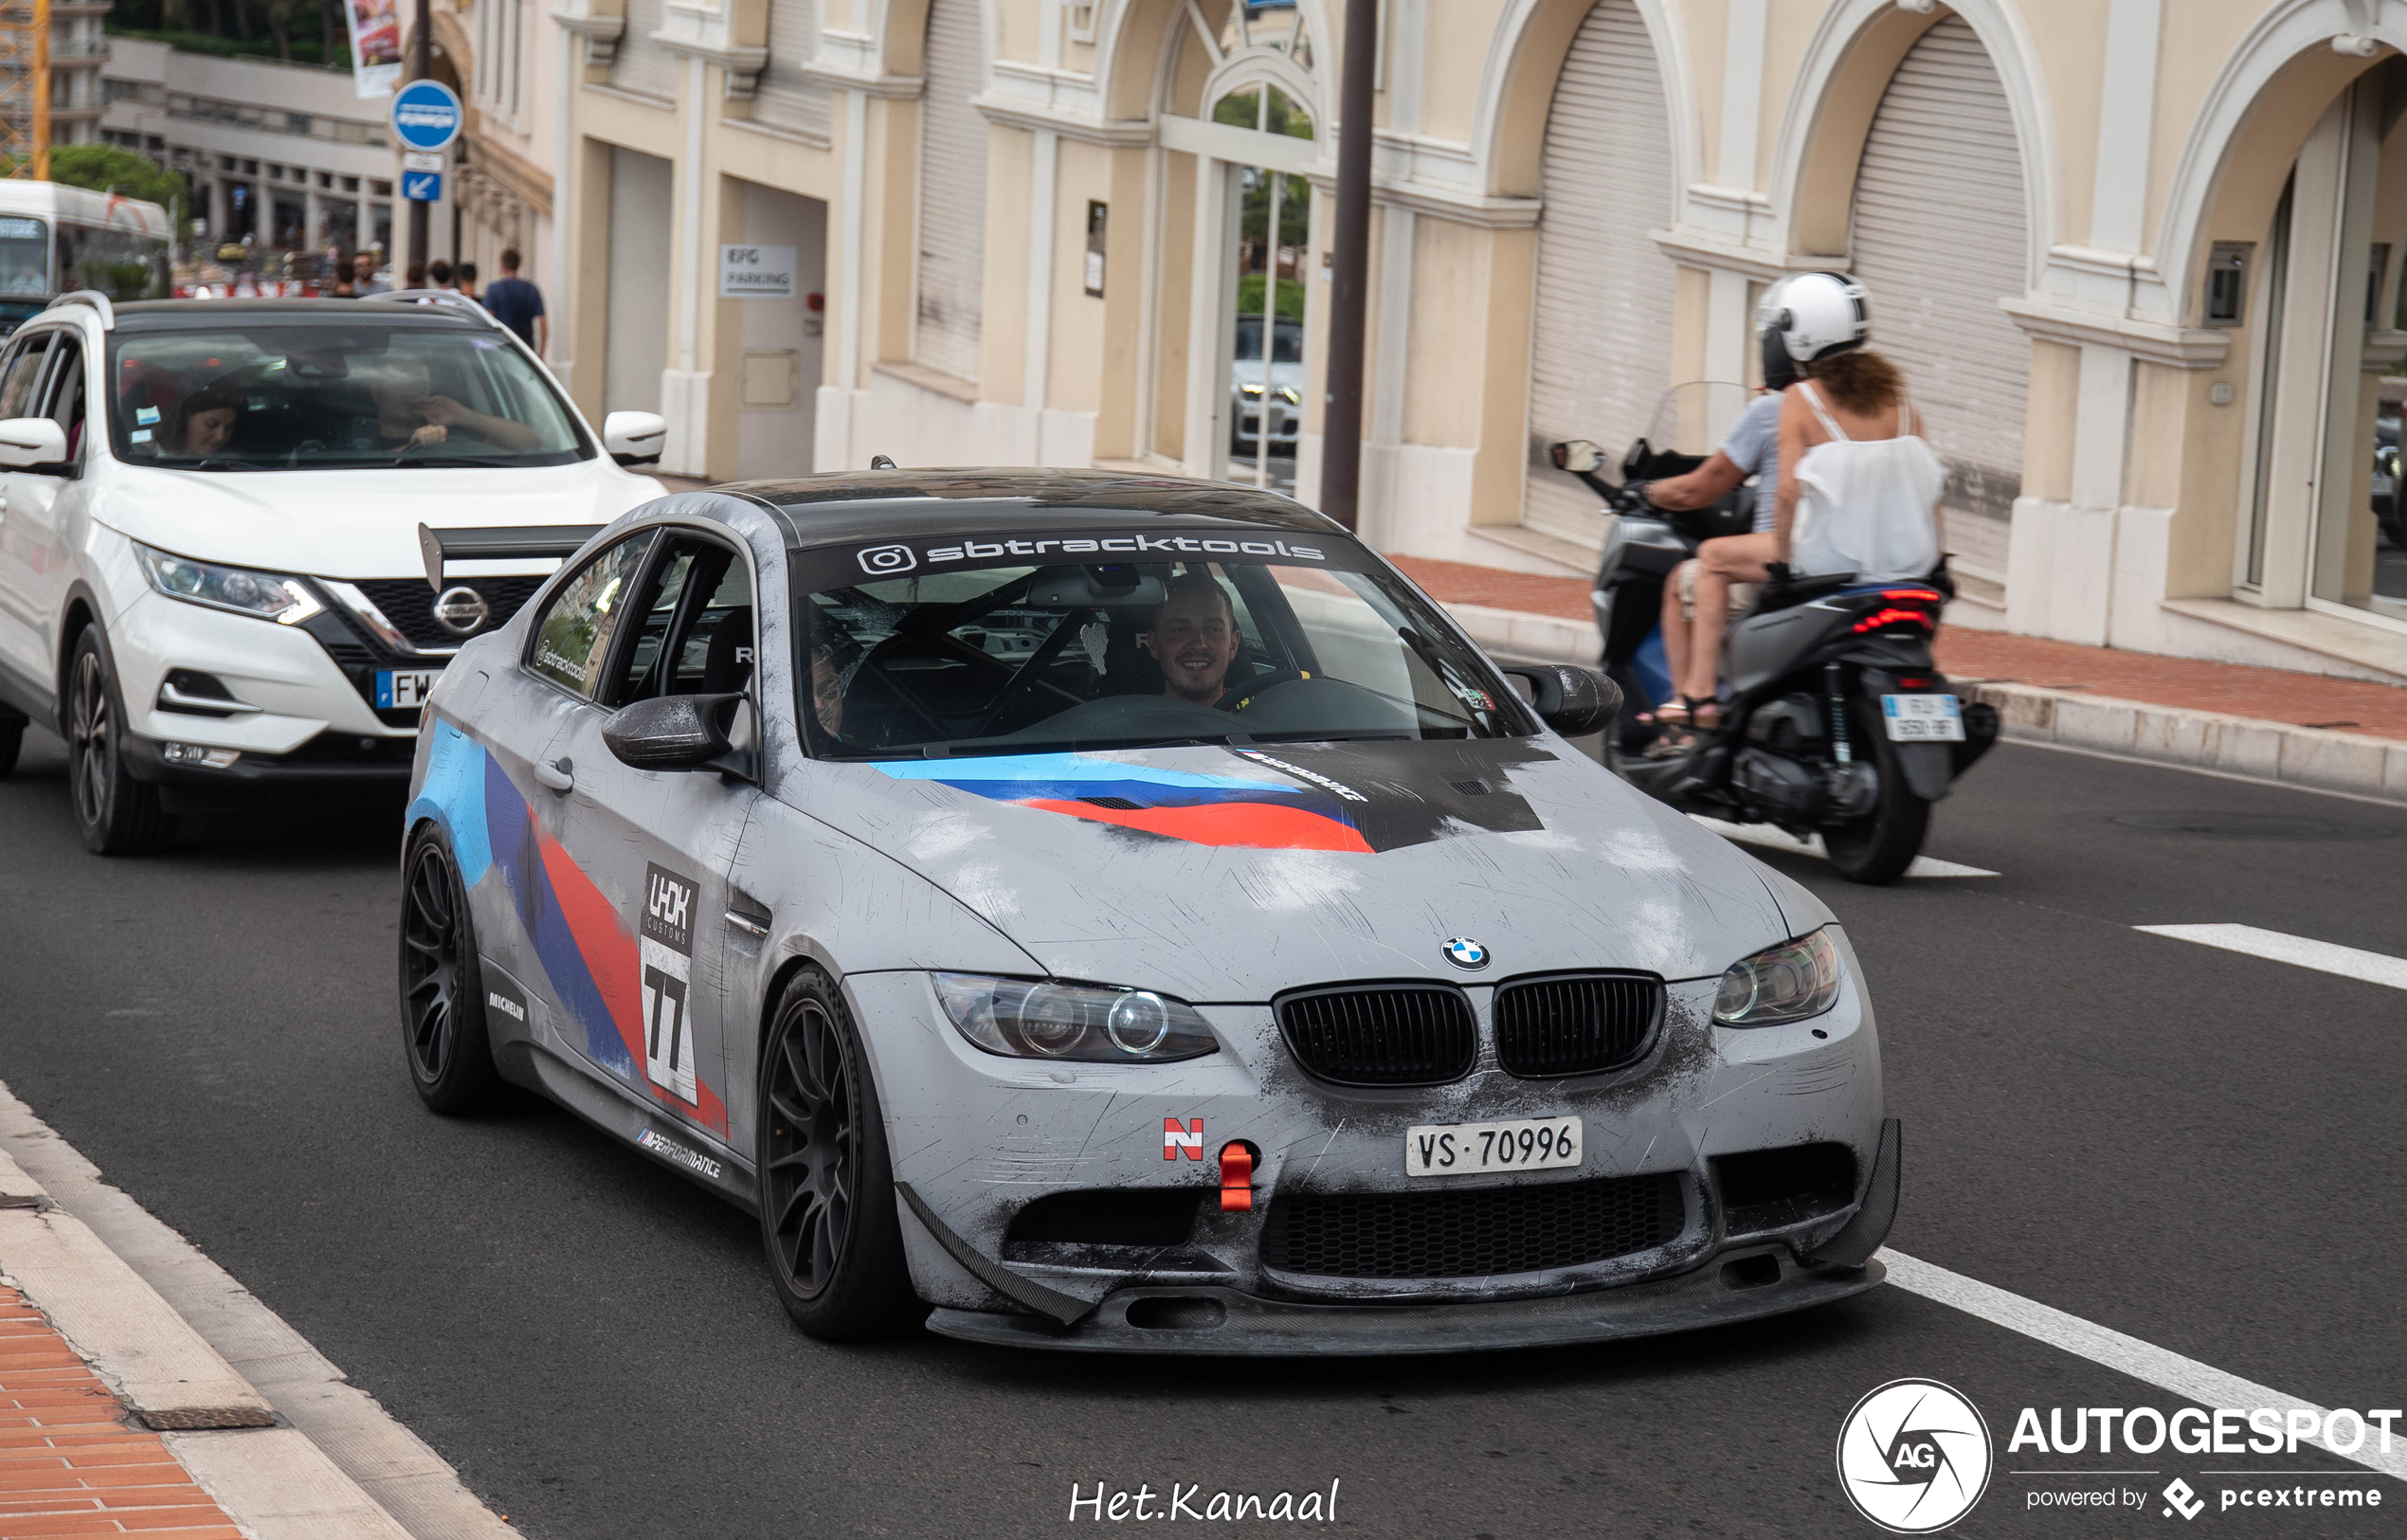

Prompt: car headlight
xmin=1276 ymin=386 xmax=1300 ymax=406
xmin=934 ymin=974 xmax=1219 ymax=1063
xmin=1240 ymin=382 xmax=1264 ymax=398
xmin=1713 ymin=928 xmax=1843 ymax=1026
xmin=136 ymin=544 xmax=323 ymax=625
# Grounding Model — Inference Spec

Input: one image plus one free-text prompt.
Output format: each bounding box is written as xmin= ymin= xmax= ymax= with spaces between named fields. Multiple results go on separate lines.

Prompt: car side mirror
xmin=1501 ymin=664 xmax=1620 ymax=739
xmin=0 ymin=417 xmax=69 ymax=470
xmin=602 ymin=691 xmax=748 ymax=770
xmin=1548 ymin=439 xmax=1603 ymax=475
xmin=602 ymin=410 xmax=667 ymax=467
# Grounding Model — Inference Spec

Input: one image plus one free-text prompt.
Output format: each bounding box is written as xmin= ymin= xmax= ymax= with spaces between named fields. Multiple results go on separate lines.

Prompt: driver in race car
xmin=1143 ymin=572 xmax=1245 ymax=705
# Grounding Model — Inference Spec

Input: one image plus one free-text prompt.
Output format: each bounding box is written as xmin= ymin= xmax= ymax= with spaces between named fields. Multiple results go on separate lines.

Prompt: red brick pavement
xmin=0 ymin=1289 xmax=244 ymax=1539
xmin=1389 ymin=554 xmax=2407 ymax=742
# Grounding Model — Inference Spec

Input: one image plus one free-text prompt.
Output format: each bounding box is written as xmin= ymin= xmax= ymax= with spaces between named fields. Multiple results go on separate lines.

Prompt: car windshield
xmin=797 ymin=533 xmax=1533 ymax=758
xmin=105 ymin=319 xmax=589 ymax=470
xmin=1234 ymin=317 xmax=1304 ymax=365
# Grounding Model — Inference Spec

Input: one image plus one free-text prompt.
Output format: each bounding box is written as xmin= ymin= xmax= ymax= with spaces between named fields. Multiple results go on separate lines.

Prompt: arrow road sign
xmin=402 ymin=170 xmax=443 ymax=203
xmin=389 ymin=79 xmax=463 ymax=153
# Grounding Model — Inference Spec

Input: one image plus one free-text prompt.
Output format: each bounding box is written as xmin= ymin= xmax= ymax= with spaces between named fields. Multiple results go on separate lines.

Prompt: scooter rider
xmin=1631 ymin=294 xmax=1813 ymax=747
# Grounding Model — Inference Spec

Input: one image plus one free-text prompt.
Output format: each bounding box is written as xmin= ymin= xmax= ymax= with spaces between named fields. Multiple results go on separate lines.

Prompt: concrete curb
xmin=0 ymin=1081 xmax=516 ymax=1540
xmin=1444 ymin=600 xmax=1601 ymax=666
xmin=1966 ymin=681 xmax=2407 ymax=804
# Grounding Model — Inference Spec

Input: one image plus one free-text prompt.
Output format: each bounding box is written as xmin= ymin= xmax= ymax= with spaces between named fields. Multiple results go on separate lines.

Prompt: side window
xmin=0 ymin=333 xmax=52 ymax=420
xmin=610 ymin=535 xmax=757 ymax=705
xmin=527 ymin=533 xmax=655 ymax=698
xmin=41 ymin=339 xmax=85 ymax=457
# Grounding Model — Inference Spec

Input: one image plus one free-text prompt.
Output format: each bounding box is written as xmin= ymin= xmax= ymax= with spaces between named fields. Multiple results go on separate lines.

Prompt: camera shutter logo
xmin=1835 ymin=1379 xmax=1993 ymax=1533
xmin=857 ymin=543 xmax=917 ymax=575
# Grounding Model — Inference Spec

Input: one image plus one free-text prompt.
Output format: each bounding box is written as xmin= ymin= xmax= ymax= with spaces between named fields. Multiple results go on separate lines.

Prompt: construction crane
xmin=0 ymin=0 xmax=50 ymax=180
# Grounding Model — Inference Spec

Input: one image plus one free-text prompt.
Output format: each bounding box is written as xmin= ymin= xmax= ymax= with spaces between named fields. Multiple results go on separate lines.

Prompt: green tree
xmin=45 ymin=145 xmax=190 ymax=216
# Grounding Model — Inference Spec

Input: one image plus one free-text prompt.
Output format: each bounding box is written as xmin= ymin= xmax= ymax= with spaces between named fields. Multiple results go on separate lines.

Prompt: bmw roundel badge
xmin=1442 ymin=936 xmax=1490 ymax=971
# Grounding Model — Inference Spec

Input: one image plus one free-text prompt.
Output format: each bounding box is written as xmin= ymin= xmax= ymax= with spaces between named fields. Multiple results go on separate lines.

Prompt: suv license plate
xmin=1881 ymin=693 xmax=1964 ymax=742
xmin=1404 ymin=1116 xmax=1581 ymax=1178
xmin=375 ymin=668 xmax=443 ymax=710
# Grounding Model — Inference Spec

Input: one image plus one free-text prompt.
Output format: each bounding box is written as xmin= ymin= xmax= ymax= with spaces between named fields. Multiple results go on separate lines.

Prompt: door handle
xmin=534 ymin=756 xmax=574 ymax=794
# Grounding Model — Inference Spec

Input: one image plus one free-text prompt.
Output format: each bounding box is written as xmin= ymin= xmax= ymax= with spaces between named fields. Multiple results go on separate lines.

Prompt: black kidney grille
xmin=1261 ymin=1173 xmax=1686 ymax=1279
xmin=1493 ymin=973 xmax=1664 ymax=1078
xmin=1276 ymin=986 xmax=1475 ymax=1086
xmin=353 ymin=576 xmax=550 ymax=650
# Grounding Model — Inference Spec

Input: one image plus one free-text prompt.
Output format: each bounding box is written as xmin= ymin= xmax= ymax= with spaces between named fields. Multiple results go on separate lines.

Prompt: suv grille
xmin=351 ymin=576 xmax=549 ymax=651
xmin=1276 ymin=985 xmax=1476 ymax=1086
xmin=1493 ymin=973 xmax=1663 ymax=1078
xmin=1260 ymin=1174 xmax=1686 ymax=1279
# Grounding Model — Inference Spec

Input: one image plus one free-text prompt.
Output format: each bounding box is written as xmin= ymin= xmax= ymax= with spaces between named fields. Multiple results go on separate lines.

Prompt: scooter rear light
xmin=1879 ymin=588 xmax=1945 ymax=604
xmin=1219 ymin=1141 xmax=1258 ymax=1212
xmin=1851 ymin=607 xmax=1936 ymax=634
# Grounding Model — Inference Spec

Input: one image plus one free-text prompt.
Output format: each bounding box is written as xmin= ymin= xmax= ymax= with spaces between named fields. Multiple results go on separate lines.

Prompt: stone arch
xmin=1471 ymin=0 xmax=1701 ymax=204
xmin=1765 ymin=0 xmax=2057 ymax=285
xmin=2156 ymin=0 xmax=2398 ymax=325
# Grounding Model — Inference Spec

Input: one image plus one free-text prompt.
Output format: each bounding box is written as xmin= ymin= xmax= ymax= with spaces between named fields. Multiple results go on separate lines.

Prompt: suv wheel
xmin=64 ymin=631 xmax=176 ymax=855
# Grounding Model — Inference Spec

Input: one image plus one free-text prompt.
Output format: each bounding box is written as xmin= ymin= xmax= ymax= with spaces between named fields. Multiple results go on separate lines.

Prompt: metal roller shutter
xmin=609 ymin=0 xmax=676 ymax=100
xmin=1525 ymin=0 xmax=1679 ymax=553
xmin=1847 ymin=15 xmax=2029 ymax=583
xmin=753 ymin=0 xmax=832 ymax=139
xmin=914 ymin=0 xmax=987 ymax=384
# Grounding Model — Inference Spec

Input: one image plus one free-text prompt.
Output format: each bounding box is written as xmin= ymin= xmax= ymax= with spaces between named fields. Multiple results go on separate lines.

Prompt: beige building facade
xmin=552 ymin=0 xmax=2407 ymax=683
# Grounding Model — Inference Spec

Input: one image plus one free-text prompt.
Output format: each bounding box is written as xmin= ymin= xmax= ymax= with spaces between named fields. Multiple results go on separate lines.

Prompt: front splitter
xmin=924 ymin=1250 xmax=1884 ymax=1356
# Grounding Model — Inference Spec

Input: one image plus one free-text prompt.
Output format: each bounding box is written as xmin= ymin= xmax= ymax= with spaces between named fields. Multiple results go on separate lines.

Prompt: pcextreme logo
xmin=1837 ymin=1379 xmax=1995 ymax=1533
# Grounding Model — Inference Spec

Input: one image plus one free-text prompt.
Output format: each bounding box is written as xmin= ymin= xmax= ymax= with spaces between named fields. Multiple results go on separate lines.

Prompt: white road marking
xmin=1881 ymin=1250 xmax=2407 ymax=1482
xmin=2133 ymin=924 xmax=2407 ymax=992
xmin=1690 ymin=815 xmax=2000 ymax=878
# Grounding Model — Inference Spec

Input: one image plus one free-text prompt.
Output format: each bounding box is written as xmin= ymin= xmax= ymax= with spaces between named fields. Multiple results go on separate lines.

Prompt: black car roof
xmin=726 ymin=468 xmax=1346 ymax=548
xmin=110 ymin=299 xmax=496 ymax=332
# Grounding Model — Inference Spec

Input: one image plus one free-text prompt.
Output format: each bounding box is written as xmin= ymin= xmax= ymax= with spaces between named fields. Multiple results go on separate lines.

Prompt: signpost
xmin=391 ymin=76 xmax=461 ymax=266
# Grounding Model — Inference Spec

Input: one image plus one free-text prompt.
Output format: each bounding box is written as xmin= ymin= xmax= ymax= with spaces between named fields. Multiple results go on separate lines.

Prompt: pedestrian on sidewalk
xmin=456 ymin=261 xmax=480 ymax=301
xmin=481 ymin=248 xmax=549 ymax=354
xmin=428 ymin=258 xmax=456 ymax=291
xmin=352 ymin=250 xmax=389 ymax=296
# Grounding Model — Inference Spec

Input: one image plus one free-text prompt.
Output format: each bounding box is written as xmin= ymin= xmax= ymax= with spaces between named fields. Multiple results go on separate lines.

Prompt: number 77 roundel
xmin=640 ymin=862 xmax=699 ymax=1105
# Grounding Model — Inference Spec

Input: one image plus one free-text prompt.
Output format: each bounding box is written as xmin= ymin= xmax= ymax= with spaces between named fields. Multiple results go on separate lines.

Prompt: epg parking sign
xmin=1836 ymin=1380 xmax=1993 ymax=1532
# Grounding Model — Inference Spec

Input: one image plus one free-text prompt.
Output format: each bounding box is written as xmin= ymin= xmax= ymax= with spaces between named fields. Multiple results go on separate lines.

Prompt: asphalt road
xmin=0 ymin=729 xmax=2399 ymax=1538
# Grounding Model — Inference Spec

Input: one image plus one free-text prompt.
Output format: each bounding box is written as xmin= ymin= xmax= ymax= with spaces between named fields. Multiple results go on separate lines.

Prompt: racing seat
xmin=698 ymin=606 xmax=754 ymax=694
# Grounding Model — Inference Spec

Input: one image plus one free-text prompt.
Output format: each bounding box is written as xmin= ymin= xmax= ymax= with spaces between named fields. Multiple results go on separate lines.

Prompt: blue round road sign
xmin=390 ymin=80 xmax=463 ymax=153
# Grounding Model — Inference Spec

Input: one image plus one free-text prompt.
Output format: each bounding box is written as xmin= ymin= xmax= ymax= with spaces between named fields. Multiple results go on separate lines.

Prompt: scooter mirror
xmin=1548 ymin=439 xmax=1604 ymax=475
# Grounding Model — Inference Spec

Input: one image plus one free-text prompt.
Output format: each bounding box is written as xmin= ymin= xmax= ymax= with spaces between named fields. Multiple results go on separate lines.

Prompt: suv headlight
xmin=136 ymin=544 xmax=324 ymax=625
xmin=1713 ymin=928 xmax=1843 ymax=1027
xmin=935 ymin=974 xmax=1219 ymax=1063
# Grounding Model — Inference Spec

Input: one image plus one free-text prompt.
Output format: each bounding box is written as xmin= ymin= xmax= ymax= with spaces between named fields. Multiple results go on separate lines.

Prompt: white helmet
xmin=1760 ymin=271 xmax=1870 ymax=365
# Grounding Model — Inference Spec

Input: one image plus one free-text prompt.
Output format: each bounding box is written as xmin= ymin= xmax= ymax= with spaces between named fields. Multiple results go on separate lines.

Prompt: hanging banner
xmin=344 ymin=0 xmax=404 ymax=99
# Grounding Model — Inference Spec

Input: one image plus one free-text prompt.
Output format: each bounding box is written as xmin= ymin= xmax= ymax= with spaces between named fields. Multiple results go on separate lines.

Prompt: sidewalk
xmin=0 ymin=1094 xmax=513 ymax=1540
xmin=0 ymin=1283 xmax=248 ymax=1538
xmin=1388 ymin=554 xmax=2407 ymax=802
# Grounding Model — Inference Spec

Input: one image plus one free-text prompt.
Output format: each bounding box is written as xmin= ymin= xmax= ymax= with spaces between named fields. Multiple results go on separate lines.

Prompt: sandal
xmin=1644 ymin=697 xmax=1721 ymax=758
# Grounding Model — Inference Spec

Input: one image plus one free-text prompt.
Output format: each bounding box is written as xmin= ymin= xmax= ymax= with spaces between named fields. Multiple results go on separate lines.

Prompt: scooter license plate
xmin=1881 ymin=693 xmax=1964 ymax=742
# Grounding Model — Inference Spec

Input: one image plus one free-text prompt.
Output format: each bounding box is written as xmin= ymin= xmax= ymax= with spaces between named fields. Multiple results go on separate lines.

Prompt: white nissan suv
xmin=0 ymin=291 xmax=667 ymax=853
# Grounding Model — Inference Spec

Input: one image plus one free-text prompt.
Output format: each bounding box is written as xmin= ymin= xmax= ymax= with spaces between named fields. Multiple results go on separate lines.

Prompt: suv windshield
xmin=106 ymin=319 xmax=588 ymax=470
xmin=798 ymin=534 xmax=1532 ymax=758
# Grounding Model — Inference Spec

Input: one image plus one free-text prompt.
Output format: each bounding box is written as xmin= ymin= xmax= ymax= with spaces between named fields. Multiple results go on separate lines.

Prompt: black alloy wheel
xmin=64 ymin=631 xmax=176 ymax=855
xmin=397 ymin=829 xmax=507 ymax=1114
xmin=756 ymin=970 xmax=922 ymax=1340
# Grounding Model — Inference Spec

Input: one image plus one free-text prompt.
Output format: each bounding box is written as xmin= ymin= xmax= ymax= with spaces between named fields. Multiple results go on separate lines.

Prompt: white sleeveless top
xmin=1789 ymin=381 xmax=1946 ymax=582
